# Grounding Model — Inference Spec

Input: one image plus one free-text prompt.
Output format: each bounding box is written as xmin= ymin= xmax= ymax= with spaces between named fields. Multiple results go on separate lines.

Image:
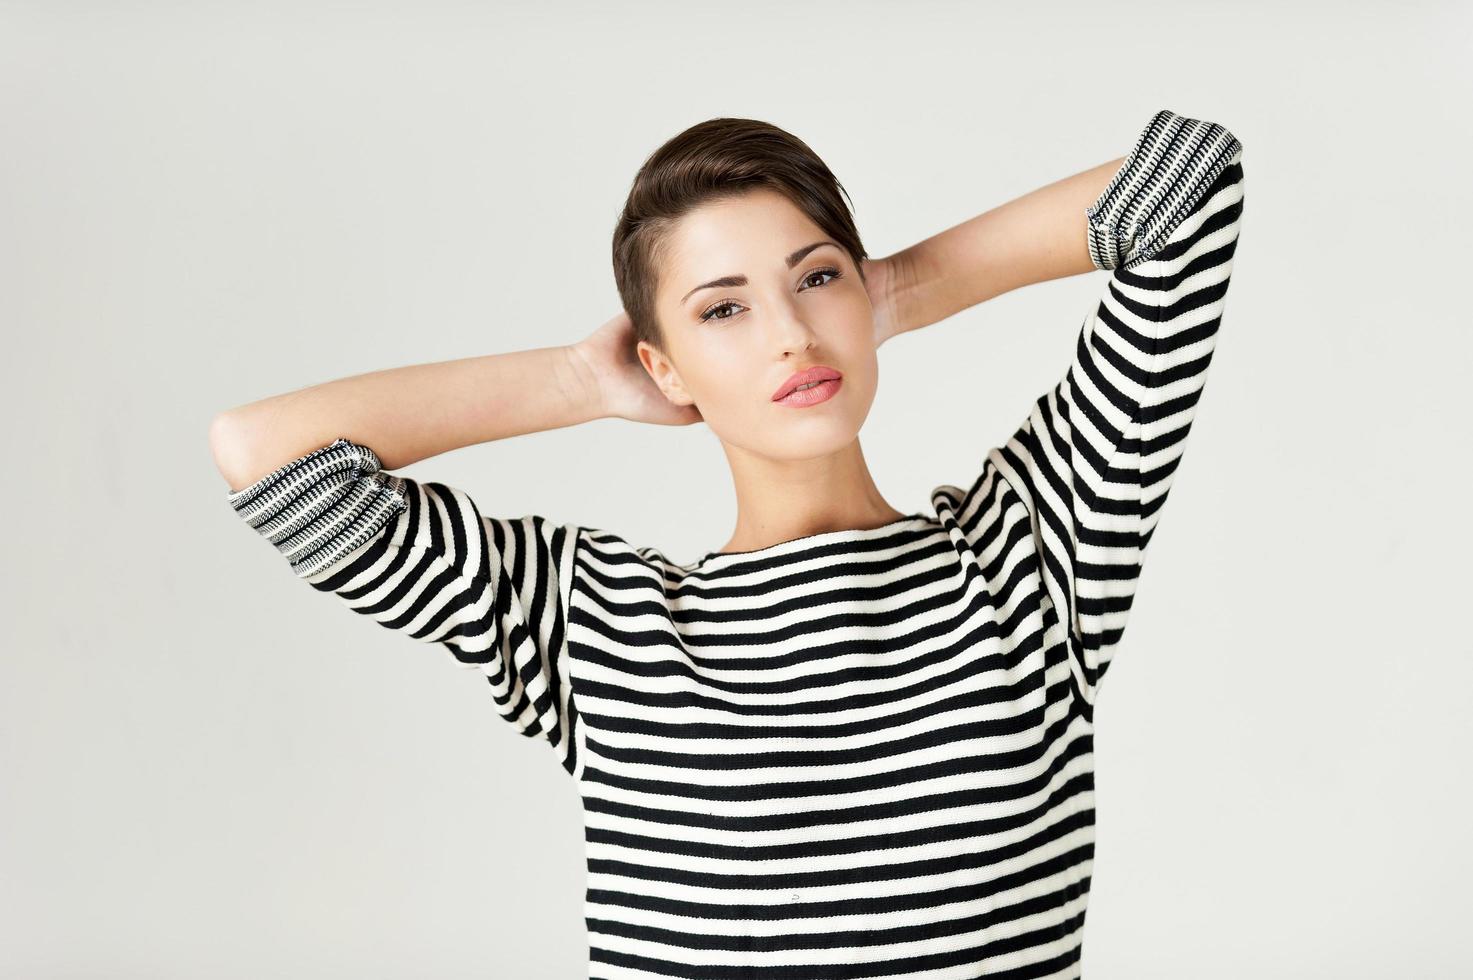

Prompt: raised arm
xmin=209 ymin=342 xmax=605 ymax=493
xmin=210 ymin=311 xmax=692 ymax=772
xmin=947 ymin=108 xmax=1246 ymax=706
xmin=869 ymin=153 xmax=1129 ymax=341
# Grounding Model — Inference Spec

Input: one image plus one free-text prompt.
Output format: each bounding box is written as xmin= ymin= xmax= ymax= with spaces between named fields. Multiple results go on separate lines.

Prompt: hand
xmin=571 ymin=311 xmax=704 ymax=427
xmin=863 ymin=255 xmax=906 ymax=350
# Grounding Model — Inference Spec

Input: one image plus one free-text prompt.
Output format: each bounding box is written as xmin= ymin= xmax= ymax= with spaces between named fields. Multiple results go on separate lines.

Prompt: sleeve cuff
xmin=226 ymin=437 xmax=408 ymax=579
xmin=1085 ymin=108 xmax=1244 ymax=271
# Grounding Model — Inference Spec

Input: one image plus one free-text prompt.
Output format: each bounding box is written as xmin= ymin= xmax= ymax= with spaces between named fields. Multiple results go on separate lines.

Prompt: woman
xmin=212 ymin=107 xmax=1245 ymax=978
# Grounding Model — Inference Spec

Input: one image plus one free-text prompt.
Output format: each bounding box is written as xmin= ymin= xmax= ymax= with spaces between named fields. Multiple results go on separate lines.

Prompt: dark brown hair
xmin=612 ymin=117 xmax=868 ymax=354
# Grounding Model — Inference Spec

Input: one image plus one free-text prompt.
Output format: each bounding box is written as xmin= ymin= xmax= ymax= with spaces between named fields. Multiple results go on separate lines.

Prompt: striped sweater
xmin=226 ymin=108 xmax=1245 ymax=979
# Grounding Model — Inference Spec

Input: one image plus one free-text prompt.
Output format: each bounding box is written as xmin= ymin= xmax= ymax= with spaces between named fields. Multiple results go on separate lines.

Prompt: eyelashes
xmin=699 ymin=266 xmax=844 ymax=323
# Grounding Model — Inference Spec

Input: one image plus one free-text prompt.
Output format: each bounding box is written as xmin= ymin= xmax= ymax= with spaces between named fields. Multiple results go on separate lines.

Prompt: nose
xmin=768 ymin=295 xmax=819 ymax=356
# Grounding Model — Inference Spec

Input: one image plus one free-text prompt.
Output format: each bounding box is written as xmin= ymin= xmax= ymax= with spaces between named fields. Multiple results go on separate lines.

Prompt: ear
xmin=637 ymin=339 xmax=696 ymax=407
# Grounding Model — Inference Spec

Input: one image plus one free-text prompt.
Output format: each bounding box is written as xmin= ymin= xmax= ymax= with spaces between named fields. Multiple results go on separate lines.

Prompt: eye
xmin=697 ymin=266 xmax=843 ymax=323
xmin=699 ymin=299 xmax=744 ymax=323
xmin=800 ymin=266 xmax=843 ymax=290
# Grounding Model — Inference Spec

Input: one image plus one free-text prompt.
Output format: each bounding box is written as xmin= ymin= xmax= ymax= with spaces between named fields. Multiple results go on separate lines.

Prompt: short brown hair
xmin=611 ymin=117 xmax=869 ymax=353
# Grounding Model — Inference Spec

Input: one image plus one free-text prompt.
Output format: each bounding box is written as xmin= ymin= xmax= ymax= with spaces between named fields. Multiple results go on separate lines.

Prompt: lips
xmin=772 ymin=365 xmax=843 ymax=401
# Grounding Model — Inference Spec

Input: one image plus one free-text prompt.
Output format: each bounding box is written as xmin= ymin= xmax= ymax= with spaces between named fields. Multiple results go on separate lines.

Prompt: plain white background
xmin=3 ymin=2 xmax=1469 ymax=977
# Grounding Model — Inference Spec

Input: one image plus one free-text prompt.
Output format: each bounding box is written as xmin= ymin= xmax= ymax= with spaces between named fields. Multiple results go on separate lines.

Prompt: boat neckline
xmin=679 ymin=512 xmax=936 ymax=570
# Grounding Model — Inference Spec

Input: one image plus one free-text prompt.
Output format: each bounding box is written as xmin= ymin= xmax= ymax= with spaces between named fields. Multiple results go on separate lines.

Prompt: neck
xmin=713 ymin=438 xmax=906 ymax=554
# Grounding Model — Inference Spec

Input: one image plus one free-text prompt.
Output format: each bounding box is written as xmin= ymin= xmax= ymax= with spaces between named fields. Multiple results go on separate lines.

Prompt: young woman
xmin=212 ymin=108 xmax=1245 ymax=979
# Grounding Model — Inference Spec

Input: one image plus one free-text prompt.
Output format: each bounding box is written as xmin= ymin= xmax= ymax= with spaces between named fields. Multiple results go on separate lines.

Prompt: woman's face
xmin=640 ymin=187 xmax=878 ymax=463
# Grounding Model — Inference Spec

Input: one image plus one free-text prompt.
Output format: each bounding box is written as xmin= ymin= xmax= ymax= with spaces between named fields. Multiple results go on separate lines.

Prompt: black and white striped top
xmin=227 ymin=108 xmax=1245 ymax=980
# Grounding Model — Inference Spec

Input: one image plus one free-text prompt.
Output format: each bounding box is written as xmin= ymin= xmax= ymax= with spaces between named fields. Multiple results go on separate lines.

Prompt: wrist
xmin=866 ymin=253 xmax=915 ymax=344
xmin=562 ymin=341 xmax=614 ymax=422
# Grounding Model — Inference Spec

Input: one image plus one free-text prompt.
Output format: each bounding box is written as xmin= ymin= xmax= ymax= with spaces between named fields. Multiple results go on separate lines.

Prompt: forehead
xmin=661 ymin=189 xmax=826 ymax=288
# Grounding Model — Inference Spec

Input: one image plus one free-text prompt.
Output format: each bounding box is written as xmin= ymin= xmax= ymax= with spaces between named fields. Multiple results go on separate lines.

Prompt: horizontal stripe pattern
xmin=226 ymin=107 xmax=1243 ymax=978
xmin=976 ymin=110 xmax=1245 ymax=710
xmin=227 ymin=442 xmax=582 ymax=774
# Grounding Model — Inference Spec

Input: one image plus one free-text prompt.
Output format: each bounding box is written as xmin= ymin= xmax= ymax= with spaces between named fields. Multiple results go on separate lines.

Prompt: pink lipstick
xmin=772 ymin=365 xmax=843 ymax=407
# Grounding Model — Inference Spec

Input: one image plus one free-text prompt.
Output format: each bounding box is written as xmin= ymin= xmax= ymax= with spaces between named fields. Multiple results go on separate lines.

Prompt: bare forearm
xmin=210 ymin=344 xmax=604 ymax=492
xmin=882 ymin=155 xmax=1127 ymax=336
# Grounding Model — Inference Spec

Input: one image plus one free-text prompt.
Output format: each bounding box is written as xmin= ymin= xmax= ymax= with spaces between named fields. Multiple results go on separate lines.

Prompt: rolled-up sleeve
xmin=225 ymin=436 xmax=585 ymax=776
xmin=1085 ymin=108 xmax=1244 ymax=271
xmin=226 ymin=437 xmax=409 ymax=579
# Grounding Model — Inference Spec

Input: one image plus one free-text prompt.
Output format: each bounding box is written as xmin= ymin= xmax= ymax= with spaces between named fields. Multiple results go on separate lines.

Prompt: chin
xmin=760 ymin=418 xmax=865 ymax=459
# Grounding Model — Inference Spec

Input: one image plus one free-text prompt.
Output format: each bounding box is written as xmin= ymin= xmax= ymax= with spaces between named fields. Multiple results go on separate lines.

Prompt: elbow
xmin=209 ymin=410 xmax=263 ymax=494
xmin=1089 ymin=109 xmax=1244 ymax=271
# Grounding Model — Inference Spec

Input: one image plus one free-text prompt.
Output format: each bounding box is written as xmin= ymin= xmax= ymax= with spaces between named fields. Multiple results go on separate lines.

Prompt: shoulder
xmin=572 ymin=524 xmax=683 ymax=578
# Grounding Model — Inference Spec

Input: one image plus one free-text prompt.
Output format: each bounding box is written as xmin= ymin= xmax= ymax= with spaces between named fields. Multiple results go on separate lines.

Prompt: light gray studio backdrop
xmin=4 ymin=2 xmax=1469 ymax=977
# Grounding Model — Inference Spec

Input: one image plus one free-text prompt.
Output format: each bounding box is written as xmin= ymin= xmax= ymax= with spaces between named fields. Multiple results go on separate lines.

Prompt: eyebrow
xmin=679 ymin=240 xmax=840 ymax=306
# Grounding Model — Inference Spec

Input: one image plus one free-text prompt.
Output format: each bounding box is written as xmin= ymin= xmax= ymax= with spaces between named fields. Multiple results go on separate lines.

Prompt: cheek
xmin=680 ymin=338 xmax=758 ymax=412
